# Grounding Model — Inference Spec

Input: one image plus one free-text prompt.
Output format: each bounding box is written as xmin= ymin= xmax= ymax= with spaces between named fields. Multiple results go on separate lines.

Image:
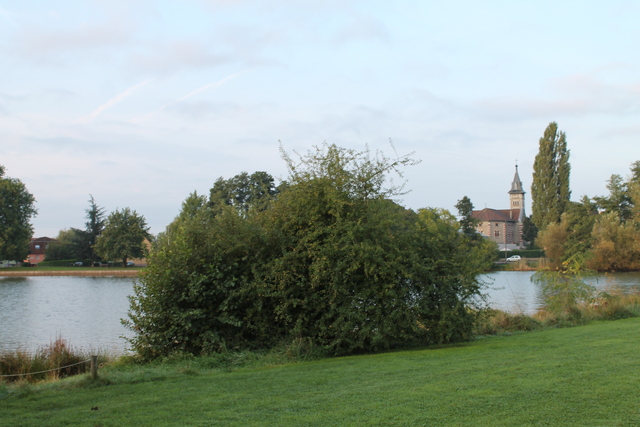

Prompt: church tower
xmin=508 ymin=165 xmax=525 ymax=221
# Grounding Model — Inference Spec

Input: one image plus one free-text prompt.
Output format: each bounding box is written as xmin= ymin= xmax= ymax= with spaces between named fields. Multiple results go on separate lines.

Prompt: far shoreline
xmin=0 ymin=269 xmax=140 ymax=277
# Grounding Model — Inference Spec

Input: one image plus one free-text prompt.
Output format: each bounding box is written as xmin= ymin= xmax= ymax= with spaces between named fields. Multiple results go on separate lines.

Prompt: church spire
xmin=509 ymin=164 xmax=525 ymax=194
xmin=508 ymin=164 xmax=525 ymax=218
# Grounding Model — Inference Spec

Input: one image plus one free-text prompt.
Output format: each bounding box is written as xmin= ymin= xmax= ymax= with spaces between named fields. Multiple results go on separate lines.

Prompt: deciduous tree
xmin=46 ymin=228 xmax=83 ymax=261
xmin=0 ymin=165 xmax=37 ymax=261
xmin=209 ymin=171 xmax=279 ymax=215
xmin=95 ymin=208 xmax=150 ymax=267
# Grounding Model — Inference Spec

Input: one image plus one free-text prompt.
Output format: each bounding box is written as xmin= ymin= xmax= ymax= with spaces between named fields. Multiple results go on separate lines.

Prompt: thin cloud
xmin=79 ymin=80 xmax=152 ymax=123
xmin=178 ymin=72 xmax=245 ymax=101
xmin=132 ymin=69 xmax=251 ymax=123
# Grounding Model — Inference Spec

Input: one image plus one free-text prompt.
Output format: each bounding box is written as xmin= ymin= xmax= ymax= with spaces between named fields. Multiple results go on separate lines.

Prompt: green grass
xmin=2 ymin=318 xmax=640 ymax=426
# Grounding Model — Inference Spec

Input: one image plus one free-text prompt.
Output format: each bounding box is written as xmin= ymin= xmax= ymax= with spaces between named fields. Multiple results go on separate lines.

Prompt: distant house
xmin=471 ymin=166 xmax=526 ymax=250
xmin=25 ymin=237 xmax=56 ymax=265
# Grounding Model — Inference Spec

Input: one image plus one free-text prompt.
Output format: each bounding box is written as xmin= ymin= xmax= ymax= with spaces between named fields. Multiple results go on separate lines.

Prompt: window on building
xmin=494 ymin=230 xmax=500 ymax=237
xmin=35 ymin=245 xmax=40 ymax=250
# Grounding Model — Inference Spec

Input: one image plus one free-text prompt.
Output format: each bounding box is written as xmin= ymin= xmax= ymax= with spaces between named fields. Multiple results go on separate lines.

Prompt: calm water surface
xmin=2 ymin=272 xmax=640 ymax=353
xmin=482 ymin=271 xmax=640 ymax=314
xmin=0 ymin=276 xmax=134 ymax=353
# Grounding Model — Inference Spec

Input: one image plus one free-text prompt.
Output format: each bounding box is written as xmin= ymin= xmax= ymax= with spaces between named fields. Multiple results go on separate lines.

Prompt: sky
xmin=2 ymin=0 xmax=640 ymax=238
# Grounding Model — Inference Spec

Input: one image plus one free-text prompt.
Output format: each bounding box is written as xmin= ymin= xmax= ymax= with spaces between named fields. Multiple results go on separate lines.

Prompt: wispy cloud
xmin=132 ymin=69 xmax=251 ymax=123
xmin=179 ymin=72 xmax=245 ymax=101
xmin=79 ymin=80 xmax=152 ymax=123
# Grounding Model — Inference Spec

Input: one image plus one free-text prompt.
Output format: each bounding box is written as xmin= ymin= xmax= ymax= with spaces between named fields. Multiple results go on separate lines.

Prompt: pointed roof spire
xmin=509 ymin=164 xmax=525 ymax=194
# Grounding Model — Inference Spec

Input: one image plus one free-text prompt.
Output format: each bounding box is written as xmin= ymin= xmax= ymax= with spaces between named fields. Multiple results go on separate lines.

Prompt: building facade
xmin=471 ymin=166 xmax=526 ymax=250
xmin=25 ymin=237 xmax=55 ymax=265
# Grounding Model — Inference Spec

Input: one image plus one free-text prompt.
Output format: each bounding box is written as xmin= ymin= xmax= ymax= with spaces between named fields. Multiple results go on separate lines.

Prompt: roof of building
xmin=472 ymin=208 xmax=521 ymax=222
xmin=508 ymin=165 xmax=525 ymax=195
xmin=31 ymin=237 xmax=56 ymax=242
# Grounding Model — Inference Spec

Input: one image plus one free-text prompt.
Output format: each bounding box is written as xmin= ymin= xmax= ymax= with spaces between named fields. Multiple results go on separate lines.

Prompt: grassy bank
xmin=2 ymin=318 xmax=640 ymax=426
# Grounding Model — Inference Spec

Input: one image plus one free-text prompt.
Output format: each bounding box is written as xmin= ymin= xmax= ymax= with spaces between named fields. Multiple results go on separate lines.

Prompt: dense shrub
xmin=126 ymin=144 xmax=494 ymax=359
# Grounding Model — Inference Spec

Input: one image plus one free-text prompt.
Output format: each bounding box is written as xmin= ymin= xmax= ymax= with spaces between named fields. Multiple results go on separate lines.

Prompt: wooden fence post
xmin=91 ymin=355 xmax=98 ymax=379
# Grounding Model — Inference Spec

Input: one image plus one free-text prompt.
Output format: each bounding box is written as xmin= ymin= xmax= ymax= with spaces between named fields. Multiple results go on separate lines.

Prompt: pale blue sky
xmin=2 ymin=0 xmax=639 ymax=237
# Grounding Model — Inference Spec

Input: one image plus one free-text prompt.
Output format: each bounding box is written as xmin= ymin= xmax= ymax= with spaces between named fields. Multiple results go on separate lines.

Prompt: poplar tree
xmin=531 ymin=122 xmax=571 ymax=230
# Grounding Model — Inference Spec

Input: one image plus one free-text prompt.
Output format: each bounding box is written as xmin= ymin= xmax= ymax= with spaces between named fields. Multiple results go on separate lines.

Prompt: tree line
xmin=528 ymin=122 xmax=640 ymax=271
xmin=0 ymin=168 xmax=150 ymax=267
xmin=46 ymin=198 xmax=151 ymax=267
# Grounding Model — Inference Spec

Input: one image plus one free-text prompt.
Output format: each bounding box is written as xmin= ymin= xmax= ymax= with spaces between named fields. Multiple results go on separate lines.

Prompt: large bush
xmin=126 ymin=144 xmax=492 ymax=359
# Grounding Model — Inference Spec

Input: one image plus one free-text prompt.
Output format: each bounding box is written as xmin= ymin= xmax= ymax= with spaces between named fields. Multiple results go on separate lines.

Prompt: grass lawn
xmin=2 ymin=318 xmax=639 ymax=426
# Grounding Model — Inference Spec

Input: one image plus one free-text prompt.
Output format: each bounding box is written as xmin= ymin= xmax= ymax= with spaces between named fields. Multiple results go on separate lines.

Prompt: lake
xmin=482 ymin=271 xmax=640 ymax=314
xmin=2 ymin=272 xmax=640 ymax=353
xmin=0 ymin=276 xmax=134 ymax=354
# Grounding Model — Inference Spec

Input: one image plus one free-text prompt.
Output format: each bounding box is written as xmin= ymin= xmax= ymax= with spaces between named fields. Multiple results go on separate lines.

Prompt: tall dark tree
xmin=0 ymin=165 xmax=37 ymax=261
xmin=521 ymin=216 xmax=538 ymax=249
xmin=531 ymin=122 xmax=571 ymax=230
xmin=81 ymin=195 xmax=106 ymax=264
xmin=455 ymin=196 xmax=479 ymax=239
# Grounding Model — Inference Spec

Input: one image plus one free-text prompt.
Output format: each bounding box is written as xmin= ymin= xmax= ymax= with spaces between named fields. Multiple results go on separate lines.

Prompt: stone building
xmin=471 ymin=166 xmax=526 ymax=250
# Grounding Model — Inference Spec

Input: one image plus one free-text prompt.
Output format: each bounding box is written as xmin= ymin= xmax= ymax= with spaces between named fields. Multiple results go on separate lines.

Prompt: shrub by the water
xmin=475 ymin=309 xmax=542 ymax=335
xmin=126 ymin=144 xmax=495 ymax=359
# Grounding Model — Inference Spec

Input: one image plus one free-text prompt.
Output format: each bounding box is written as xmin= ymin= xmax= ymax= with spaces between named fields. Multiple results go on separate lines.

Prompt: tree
xmin=531 ymin=122 xmax=571 ymax=230
xmin=535 ymin=215 xmax=570 ymax=270
xmin=521 ymin=216 xmax=538 ymax=249
xmin=78 ymin=195 xmax=106 ymax=264
xmin=209 ymin=171 xmax=279 ymax=215
xmin=95 ymin=208 xmax=150 ymax=267
xmin=45 ymin=228 xmax=83 ymax=260
xmin=0 ymin=165 xmax=37 ymax=261
xmin=455 ymin=196 xmax=479 ymax=239
xmin=593 ymin=162 xmax=640 ymax=223
xmin=587 ymin=211 xmax=640 ymax=272
xmin=562 ymin=196 xmax=598 ymax=262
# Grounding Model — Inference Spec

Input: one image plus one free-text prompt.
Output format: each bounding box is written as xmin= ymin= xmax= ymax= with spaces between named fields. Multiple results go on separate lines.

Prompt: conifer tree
xmin=531 ymin=122 xmax=571 ymax=230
